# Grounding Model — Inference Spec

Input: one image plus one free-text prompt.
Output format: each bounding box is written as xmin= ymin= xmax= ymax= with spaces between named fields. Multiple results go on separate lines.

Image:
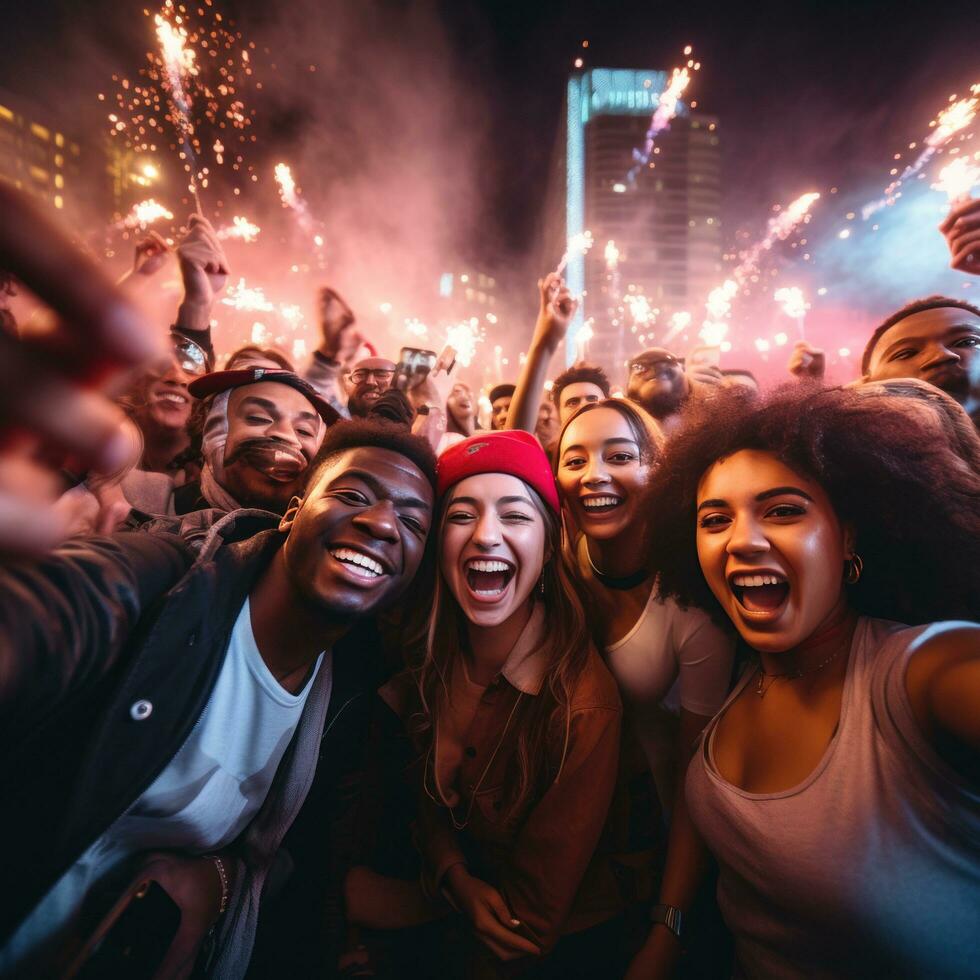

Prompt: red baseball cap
xmin=437 ymin=430 xmax=560 ymax=513
xmin=188 ymin=368 xmax=340 ymax=426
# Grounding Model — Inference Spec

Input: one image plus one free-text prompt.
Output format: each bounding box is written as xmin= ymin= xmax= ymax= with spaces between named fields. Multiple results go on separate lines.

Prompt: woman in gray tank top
xmin=632 ymin=384 xmax=980 ymax=979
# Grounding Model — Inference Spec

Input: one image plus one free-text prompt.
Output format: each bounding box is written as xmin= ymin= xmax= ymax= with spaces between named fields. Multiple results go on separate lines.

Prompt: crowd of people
xmin=0 ymin=180 xmax=978 ymax=980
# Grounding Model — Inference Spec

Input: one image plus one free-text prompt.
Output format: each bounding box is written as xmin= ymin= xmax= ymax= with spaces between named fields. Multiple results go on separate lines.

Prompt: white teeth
xmin=474 ymin=588 xmax=505 ymax=596
xmin=583 ymin=496 xmax=620 ymax=509
xmin=330 ymin=547 xmax=384 ymax=578
xmin=732 ymin=573 xmax=785 ymax=588
xmin=157 ymin=392 xmax=187 ymax=404
xmin=467 ymin=559 xmax=511 ymax=573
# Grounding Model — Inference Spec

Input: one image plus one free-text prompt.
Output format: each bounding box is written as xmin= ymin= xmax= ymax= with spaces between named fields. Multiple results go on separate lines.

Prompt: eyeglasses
xmin=173 ymin=337 xmax=210 ymax=377
xmin=350 ymin=368 xmax=395 ymax=385
xmin=629 ymin=356 xmax=680 ymax=377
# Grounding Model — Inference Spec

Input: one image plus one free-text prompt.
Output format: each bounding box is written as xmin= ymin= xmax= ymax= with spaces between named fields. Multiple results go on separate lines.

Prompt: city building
xmin=0 ymin=88 xmax=84 ymax=214
xmin=564 ymin=68 xmax=723 ymax=371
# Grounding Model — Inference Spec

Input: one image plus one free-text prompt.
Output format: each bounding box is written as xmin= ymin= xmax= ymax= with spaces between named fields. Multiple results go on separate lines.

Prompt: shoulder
xmin=379 ymin=668 xmax=421 ymax=724
xmin=569 ymin=646 xmax=623 ymax=714
xmin=661 ymin=594 xmax=735 ymax=654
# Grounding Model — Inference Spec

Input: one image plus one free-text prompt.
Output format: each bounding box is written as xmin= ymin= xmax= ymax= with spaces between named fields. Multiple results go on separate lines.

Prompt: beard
xmin=631 ymin=377 xmax=686 ymax=419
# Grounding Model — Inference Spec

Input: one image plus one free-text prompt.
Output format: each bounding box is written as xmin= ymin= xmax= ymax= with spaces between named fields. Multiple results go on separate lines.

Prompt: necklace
xmin=585 ymin=544 xmax=649 ymax=591
xmin=755 ymin=644 xmax=847 ymax=697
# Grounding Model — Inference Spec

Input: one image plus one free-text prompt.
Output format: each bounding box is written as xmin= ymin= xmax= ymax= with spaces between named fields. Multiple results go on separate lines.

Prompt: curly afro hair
xmin=647 ymin=384 xmax=980 ymax=628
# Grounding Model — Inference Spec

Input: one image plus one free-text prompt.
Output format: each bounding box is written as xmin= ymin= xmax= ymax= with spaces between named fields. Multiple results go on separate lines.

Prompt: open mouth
xmin=153 ymin=390 xmax=189 ymax=407
xmin=581 ymin=494 xmax=624 ymax=515
xmin=464 ymin=558 xmax=515 ymax=598
xmin=329 ymin=546 xmax=387 ymax=580
xmin=729 ymin=571 xmax=790 ymax=615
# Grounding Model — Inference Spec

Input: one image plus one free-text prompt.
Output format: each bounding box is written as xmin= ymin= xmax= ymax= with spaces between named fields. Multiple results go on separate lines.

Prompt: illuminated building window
xmin=69 ymin=143 xmax=80 ymax=155
xmin=465 ymin=288 xmax=474 ymax=300
xmin=438 ymin=272 xmax=454 ymax=297
xmin=460 ymin=274 xmax=469 ymax=283
xmin=54 ymin=195 xmax=63 ymax=209
xmin=29 ymin=165 xmax=49 ymax=183
xmin=54 ymin=174 xmax=64 ymax=189
xmin=30 ymin=122 xmax=50 ymax=141
xmin=0 ymin=105 xmax=13 ymax=122
xmin=54 ymin=154 xmax=64 ymax=167
xmin=55 ymin=132 xmax=64 ymax=147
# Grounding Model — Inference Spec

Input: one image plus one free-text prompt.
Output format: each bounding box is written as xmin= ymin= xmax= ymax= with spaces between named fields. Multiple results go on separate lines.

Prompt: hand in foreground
xmin=788 ymin=340 xmax=826 ymax=381
xmin=0 ymin=184 xmax=160 ymax=555
xmin=317 ymin=286 xmax=363 ymax=362
xmin=533 ymin=272 xmax=579 ymax=351
xmin=685 ymin=346 xmax=725 ymax=391
xmin=140 ymin=852 xmax=230 ymax=980
xmin=939 ymin=197 xmax=980 ymax=275
xmin=176 ymin=215 xmax=229 ymax=329
xmin=445 ymin=865 xmax=540 ymax=961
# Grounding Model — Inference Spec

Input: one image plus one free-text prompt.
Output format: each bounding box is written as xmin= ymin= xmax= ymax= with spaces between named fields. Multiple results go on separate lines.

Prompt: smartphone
xmin=393 ymin=347 xmax=438 ymax=391
xmin=71 ymin=881 xmax=182 ymax=980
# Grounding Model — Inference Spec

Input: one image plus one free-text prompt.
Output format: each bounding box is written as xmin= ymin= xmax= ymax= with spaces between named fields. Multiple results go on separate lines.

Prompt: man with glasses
xmin=626 ymin=347 xmax=691 ymax=436
xmin=346 ymin=357 xmax=399 ymax=417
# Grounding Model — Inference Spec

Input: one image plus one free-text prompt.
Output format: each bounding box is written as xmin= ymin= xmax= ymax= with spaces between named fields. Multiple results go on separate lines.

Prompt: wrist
xmin=176 ymin=296 xmax=212 ymax=333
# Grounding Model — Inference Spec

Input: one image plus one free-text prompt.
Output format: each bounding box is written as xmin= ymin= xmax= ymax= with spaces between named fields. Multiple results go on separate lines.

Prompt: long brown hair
xmin=410 ymin=479 xmax=593 ymax=822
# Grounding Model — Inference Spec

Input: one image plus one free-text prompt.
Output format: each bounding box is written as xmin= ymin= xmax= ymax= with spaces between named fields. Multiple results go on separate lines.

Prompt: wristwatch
xmin=415 ymin=404 xmax=444 ymax=416
xmin=650 ymin=903 xmax=683 ymax=940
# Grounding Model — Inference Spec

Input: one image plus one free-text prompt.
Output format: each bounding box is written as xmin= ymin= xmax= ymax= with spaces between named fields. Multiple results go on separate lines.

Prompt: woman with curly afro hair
xmin=631 ymin=384 xmax=980 ymax=979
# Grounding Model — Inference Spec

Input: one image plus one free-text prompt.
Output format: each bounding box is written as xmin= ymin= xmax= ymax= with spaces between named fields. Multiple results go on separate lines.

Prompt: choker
xmin=586 ymin=546 xmax=649 ymax=591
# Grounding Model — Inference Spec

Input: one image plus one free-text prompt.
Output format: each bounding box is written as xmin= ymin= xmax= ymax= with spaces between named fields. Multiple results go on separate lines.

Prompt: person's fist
xmin=534 ymin=273 xmax=579 ymax=350
xmin=788 ymin=341 xmax=825 ymax=381
xmin=939 ymin=197 xmax=980 ymax=275
xmin=176 ymin=214 xmax=229 ymax=307
xmin=316 ymin=287 xmax=360 ymax=361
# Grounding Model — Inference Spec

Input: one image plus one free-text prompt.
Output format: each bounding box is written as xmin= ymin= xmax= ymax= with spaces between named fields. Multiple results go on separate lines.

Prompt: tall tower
xmin=565 ymin=68 xmax=722 ymax=374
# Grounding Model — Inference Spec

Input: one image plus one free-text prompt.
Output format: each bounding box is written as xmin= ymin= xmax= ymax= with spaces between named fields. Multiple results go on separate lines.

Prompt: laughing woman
xmin=382 ymin=430 xmax=627 ymax=977
xmin=639 ymin=384 xmax=980 ymax=978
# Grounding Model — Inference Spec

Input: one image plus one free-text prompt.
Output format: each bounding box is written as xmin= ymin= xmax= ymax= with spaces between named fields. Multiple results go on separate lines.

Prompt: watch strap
xmin=650 ymin=903 xmax=683 ymax=940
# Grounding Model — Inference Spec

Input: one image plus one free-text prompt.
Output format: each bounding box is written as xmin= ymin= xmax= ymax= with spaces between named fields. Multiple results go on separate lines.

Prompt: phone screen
xmin=394 ymin=347 xmax=438 ymax=390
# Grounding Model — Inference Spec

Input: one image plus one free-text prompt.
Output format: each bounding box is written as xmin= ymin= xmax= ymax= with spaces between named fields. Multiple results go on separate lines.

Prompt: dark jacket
xmin=0 ymin=514 xmax=383 ymax=975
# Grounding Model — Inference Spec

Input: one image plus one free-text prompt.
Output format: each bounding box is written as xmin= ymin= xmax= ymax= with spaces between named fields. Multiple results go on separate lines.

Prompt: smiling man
xmin=0 ymin=420 xmax=435 ymax=978
xmin=172 ymin=368 xmax=341 ymax=516
xmin=862 ymin=296 xmax=980 ymax=427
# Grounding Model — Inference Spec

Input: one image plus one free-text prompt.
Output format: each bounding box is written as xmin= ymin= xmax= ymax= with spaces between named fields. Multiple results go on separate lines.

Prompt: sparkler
xmin=660 ymin=310 xmax=692 ymax=347
xmin=119 ymin=199 xmax=174 ymax=229
xmin=106 ymin=4 xmax=260 ymax=214
xmin=555 ymin=230 xmax=593 ymax=275
xmin=404 ymin=317 xmax=429 ymax=339
xmin=731 ymin=192 xmax=821 ymax=286
xmin=604 ymin=240 xmax=620 ymax=271
xmin=154 ymin=14 xmax=202 ymax=213
xmin=217 ymin=216 xmax=261 ymax=242
xmin=445 ymin=319 xmax=485 ymax=368
xmin=626 ymin=49 xmax=699 ymax=185
xmin=275 ymin=162 xmax=325 ymax=261
xmin=862 ymin=86 xmax=979 ymax=219
xmin=774 ymin=285 xmax=809 ymax=338
xmin=575 ymin=319 xmax=595 ymax=359
xmin=933 ymin=156 xmax=980 ymax=202
xmin=624 ymin=293 xmax=654 ymax=328
xmin=222 ymin=277 xmax=275 ymax=313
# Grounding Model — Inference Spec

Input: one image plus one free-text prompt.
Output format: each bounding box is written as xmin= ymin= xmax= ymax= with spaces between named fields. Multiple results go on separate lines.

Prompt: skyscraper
xmin=564 ymin=68 xmax=723 ymax=373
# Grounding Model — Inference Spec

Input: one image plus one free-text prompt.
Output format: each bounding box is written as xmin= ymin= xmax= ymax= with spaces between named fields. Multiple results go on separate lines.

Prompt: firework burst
xmin=217 ymin=215 xmax=261 ymax=242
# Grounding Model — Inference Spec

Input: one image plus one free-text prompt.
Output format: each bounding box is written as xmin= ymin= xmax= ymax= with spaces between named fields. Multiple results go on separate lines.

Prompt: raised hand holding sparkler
xmin=939 ymin=196 xmax=980 ymax=275
xmin=175 ymin=215 xmax=229 ymax=332
xmin=315 ymin=287 xmax=362 ymax=362
xmin=535 ymin=272 xmax=580 ymax=351
xmin=787 ymin=340 xmax=826 ymax=381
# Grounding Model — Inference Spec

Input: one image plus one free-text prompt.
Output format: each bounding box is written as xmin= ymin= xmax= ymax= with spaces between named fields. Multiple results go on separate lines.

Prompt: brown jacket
xmin=382 ymin=607 xmax=624 ymax=956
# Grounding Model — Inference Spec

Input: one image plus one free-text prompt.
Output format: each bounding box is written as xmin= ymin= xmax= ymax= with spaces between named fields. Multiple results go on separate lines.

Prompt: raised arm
xmin=507 ymin=273 xmax=578 ymax=433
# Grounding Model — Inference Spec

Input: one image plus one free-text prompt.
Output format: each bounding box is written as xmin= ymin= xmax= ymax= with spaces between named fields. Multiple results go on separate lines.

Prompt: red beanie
xmin=437 ymin=430 xmax=560 ymax=513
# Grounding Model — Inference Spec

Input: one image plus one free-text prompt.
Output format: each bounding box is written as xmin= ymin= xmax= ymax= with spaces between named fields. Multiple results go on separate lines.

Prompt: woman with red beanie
xmin=373 ymin=430 xmax=634 ymax=977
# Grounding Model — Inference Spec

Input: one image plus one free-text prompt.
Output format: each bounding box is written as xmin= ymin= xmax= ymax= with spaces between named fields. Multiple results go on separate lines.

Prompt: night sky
xmin=1 ymin=0 xmax=977 ymax=378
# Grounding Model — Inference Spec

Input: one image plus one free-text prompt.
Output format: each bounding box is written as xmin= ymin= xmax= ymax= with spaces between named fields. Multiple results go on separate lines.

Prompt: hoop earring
xmin=844 ymin=553 xmax=864 ymax=584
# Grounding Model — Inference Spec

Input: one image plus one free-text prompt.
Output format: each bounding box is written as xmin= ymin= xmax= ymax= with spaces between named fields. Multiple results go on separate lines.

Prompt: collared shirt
xmin=383 ymin=606 xmax=625 ymax=956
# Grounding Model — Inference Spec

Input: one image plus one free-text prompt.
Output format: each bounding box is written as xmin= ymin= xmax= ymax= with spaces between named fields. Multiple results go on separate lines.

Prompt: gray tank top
xmin=687 ymin=616 xmax=980 ymax=979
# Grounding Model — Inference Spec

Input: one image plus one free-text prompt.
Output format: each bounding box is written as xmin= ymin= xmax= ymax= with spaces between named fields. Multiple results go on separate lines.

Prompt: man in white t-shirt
xmin=0 ymin=419 xmax=437 ymax=979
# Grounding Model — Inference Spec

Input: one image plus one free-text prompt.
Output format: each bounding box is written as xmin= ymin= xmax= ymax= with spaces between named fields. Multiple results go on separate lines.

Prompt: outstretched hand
xmin=533 ymin=272 xmax=579 ymax=351
xmin=133 ymin=232 xmax=171 ymax=278
xmin=0 ymin=184 xmax=159 ymax=555
xmin=940 ymin=197 xmax=980 ymax=276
